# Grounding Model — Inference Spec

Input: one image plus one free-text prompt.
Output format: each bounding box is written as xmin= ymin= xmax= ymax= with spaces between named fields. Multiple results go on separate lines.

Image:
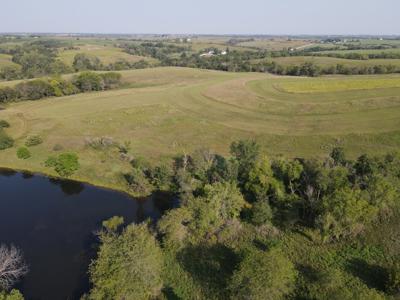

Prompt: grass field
xmin=237 ymin=38 xmax=315 ymax=50
xmin=261 ymin=56 xmax=400 ymax=68
xmin=0 ymin=53 xmax=19 ymax=69
xmin=314 ymin=48 xmax=400 ymax=55
xmin=0 ymin=67 xmax=400 ymax=192
xmin=58 ymin=44 xmax=158 ymax=66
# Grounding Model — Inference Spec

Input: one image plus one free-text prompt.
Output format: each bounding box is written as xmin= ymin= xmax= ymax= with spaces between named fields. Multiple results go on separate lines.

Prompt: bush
xmin=230 ymin=248 xmax=297 ymax=300
xmin=16 ymin=147 xmax=31 ymax=159
xmin=45 ymin=153 xmax=80 ymax=177
xmin=0 ymin=132 xmax=14 ymax=150
xmin=73 ymin=53 xmax=101 ymax=71
xmin=16 ymin=79 xmax=55 ymax=100
xmin=0 ymin=120 xmax=10 ymax=128
xmin=73 ymin=72 xmax=105 ymax=92
xmin=251 ymin=200 xmax=273 ymax=225
xmin=25 ymin=135 xmax=43 ymax=147
xmin=52 ymin=144 xmax=64 ymax=151
xmin=100 ymin=72 xmax=122 ymax=89
xmin=0 ymin=87 xmax=17 ymax=103
xmin=124 ymin=167 xmax=153 ymax=196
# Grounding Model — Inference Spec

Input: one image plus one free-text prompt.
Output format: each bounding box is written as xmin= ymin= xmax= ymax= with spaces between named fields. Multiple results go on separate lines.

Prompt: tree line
xmin=0 ymin=71 xmax=122 ymax=103
xmin=83 ymin=140 xmax=400 ymax=299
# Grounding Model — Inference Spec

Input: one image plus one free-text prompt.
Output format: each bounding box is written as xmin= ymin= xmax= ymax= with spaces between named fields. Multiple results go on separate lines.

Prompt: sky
xmin=1 ymin=0 xmax=399 ymax=35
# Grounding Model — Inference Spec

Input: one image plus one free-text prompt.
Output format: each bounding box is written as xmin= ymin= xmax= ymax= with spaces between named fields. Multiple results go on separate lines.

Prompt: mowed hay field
xmin=265 ymin=56 xmax=400 ymax=68
xmin=58 ymin=44 xmax=158 ymax=65
xmin=1 ymin=67 xmax=400 ymax=191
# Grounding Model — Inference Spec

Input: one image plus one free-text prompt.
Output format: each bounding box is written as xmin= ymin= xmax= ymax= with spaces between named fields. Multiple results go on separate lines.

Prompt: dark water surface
xmin=0 ymin=169 xmax=167 ymax=300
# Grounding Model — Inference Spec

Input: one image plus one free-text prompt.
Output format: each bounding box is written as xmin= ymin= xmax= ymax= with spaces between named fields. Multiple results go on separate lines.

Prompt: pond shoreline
xmin=0 ymin=163 xmax=139 ymax=199
xmin=0 ymin=168 xmax=166 ymax=299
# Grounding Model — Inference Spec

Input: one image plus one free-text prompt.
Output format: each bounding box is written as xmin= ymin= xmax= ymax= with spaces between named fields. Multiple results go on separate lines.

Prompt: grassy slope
xmin=0 ymin=53 xmax=19 ymax=69
xmin=0 ymin=67 xmax=400 ymax=192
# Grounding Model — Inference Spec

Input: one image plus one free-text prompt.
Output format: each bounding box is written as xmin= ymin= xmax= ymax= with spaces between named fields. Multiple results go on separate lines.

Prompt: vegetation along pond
xmin=0 ymin=168 xmax=170 ymax=300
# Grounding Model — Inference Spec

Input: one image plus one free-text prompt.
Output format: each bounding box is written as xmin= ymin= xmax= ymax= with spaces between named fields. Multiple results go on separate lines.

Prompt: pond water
xmin=0 ymin=169 xmax=169 ymax=300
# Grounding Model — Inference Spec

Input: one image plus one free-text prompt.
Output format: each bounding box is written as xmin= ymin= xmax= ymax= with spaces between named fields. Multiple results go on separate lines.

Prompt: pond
xmin=0 ymin=169 xmax=170 ymax=300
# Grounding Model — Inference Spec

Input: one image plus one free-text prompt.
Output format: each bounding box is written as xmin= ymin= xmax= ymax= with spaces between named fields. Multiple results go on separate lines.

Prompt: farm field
xmin=315 ymin=48 xmax=400 ymax=55
xmin=1 ymin=67 xmax=400 ymax=191
xmin=237 ymin=38 xmax=315 ymax=50
xmin=58 ymin=44 xmax=158 ymax=65
xmin=267 ymin=56 xmax=400 ymax=67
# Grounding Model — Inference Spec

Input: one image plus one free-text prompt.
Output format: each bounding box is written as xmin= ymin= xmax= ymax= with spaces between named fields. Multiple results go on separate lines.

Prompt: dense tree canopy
xmin=87 ymin=223 xmax=163 ymax=300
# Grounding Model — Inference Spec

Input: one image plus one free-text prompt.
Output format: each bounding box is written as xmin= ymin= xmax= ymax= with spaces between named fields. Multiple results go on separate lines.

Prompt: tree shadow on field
xmin=177 ymin=244 xmax=239 ymax=298
xmin=346 ymin=258 xmax=388 ymax=292
xmin=162 ymin=286 xmax=180 ymax=300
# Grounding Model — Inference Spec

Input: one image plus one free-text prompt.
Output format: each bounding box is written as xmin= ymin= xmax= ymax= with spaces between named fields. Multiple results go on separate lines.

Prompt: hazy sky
xmin=1 ymin=0 xmax=399 ymax=35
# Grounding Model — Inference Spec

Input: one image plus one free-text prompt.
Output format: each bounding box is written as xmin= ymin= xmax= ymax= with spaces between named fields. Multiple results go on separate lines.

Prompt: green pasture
xmin=0 ymin=67 xmax=400 ymax=191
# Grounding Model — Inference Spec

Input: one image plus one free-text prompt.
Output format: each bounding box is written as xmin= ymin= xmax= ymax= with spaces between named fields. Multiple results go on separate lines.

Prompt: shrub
xmin=52 ymin=144 xmax=64 ymax=151
xmin=229 ymin=248 xmax=297 ymax=300
xmin=0 ymin=132 xmax=14 ymax=150
xmin=100 ymin=72 xmax=122 ymax=89
xmin=85 ymin=136 xmax=115 ymax=150
xmin=16 ymin=147 xmax=31 ymax=159
xmin=0 ymin=87 xmax=17 ymax=103
xmin=44 ymin=156 xmax=58 ymax=167
xmin=73 ymin=53 xmax=101 ymax=71
xmin=251 ymin=200 xmax=273 ymax=225
xmin=15 ymin=79 xmax=55 ymax=100
xmin=124 ymin=167 xmax=153 ymax=196
xmin=0 ymin=120 xmax=10 ymax=128
xmin=45 ymin=153 xmax=80 ymax=177
xmin=73 ymin=72 xmax=105 ymax=92
xmin=25 ymin=135 xmax=43 ymax=147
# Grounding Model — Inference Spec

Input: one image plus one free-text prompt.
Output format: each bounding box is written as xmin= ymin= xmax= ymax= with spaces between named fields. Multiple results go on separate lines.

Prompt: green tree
xmin=245 ymin=156 xmax=277 ymax=200
xmin=0 ymin=133 xmax=14 ymax=150
xmin=73 ymin=53 xmax=101 ymax=71
xmin=229 ymin=248 xmax=297 ymax=300
xmin=187 ymin=182 xmax=245 ymax=238
xmin=73 ymin=72 xmax=105 ymax=92
xmin=124 ymin=167 xmax=154 ymax=196
xmin=330 ymin=147 xmax=347 ymax=166
xmin=230 ymin=140 xmax=260 ymax=185
xmin=45 ymin=153 xmax=80 ymax=177
xmin=16 ymin=147 xmax=31 ymax=159
xmin=0 ymin=290 xmax=24 ymax=300
xmin=0 ymin=121 xmax=10 ymax=129
xmin=317 ymin=187 xmax=377 ymax=242
xmin=250 ymin=200 xmax=273 ymax=225
xmin=88 ymin=223 xmax=163 ymax=300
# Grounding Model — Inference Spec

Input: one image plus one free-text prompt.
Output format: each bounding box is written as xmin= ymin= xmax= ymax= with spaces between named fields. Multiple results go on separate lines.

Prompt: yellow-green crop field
xmin=1 ymin=67 xmax=400 ymax=191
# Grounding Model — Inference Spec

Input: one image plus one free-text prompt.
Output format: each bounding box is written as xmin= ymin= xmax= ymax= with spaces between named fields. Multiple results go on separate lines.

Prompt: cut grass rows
xmin=0 ymin=67 xmax=399 ymax=192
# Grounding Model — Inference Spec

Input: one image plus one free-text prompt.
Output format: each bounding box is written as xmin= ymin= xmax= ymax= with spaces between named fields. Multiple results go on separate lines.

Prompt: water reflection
xmin=48 ymin=178 xmax=85 ymax=196
xmin=0 ymin=168 xmax=17 ymax=177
